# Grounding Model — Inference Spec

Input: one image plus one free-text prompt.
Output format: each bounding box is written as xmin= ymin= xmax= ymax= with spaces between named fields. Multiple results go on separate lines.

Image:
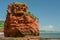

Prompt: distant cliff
xmin=0 ymin=21 xmax=4 ymax=27
xmin=4 ymin=2 xmax=39 ymax=37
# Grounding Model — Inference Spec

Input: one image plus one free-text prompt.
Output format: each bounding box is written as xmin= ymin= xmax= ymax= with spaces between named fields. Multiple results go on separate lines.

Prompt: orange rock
xmin=4 ymin=2 xmax=39 ymax=37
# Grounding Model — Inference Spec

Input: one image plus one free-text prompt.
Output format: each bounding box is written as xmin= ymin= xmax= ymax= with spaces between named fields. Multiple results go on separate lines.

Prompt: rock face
xmin=4 ymin=2 xmax=39 ymax=37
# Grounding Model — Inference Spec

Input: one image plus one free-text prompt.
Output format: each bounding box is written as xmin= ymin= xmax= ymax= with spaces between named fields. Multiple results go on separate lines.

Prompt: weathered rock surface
xmin=4 ymin=2 xmax=39 ymax=37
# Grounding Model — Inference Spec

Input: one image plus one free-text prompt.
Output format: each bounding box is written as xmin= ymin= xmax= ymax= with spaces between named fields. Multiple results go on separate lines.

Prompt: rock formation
xmin=4 ymin=2 xmax=39 ymax=37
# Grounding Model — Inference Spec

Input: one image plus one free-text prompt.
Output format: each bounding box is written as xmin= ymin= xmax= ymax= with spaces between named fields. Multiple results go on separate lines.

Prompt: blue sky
xmin=0 ymin=0 xmax=60 ymax=32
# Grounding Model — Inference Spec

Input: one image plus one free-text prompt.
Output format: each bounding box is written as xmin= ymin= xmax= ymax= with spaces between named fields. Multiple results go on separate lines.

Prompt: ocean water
xmin=40 ymin=33 xmax=60 ymax=38
xmin=40 ymin=33 xmax=60 ymax=40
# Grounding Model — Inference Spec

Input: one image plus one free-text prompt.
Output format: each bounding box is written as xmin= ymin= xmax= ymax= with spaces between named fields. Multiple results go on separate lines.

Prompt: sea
xmin=40 ymin=33 xmax=60 ymax=38
xmin=40 ymin=32 xmax=60 ymax=40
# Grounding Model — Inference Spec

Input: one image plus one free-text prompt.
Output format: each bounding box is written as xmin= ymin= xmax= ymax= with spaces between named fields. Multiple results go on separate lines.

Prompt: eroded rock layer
xmin=4 ymin=2 xmax=39 ymax=37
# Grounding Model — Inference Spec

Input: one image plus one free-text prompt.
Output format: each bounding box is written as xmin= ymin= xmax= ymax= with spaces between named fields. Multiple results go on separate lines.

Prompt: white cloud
xmin=40 ymin=25 xmax=55 ymax=31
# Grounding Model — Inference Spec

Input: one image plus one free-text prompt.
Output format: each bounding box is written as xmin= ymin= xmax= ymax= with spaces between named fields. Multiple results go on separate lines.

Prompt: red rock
xmin=4 ymin=2 xmax=39 ymax=37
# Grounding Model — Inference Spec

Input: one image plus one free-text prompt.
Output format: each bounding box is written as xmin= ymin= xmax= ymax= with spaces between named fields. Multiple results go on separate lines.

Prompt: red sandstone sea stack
xmin=4 ymin=2 xmax=39 ymax=37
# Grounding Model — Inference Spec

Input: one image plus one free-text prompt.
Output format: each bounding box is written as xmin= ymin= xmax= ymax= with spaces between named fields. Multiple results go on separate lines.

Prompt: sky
xmin=0 ymin=0 xmax=60 ymax=32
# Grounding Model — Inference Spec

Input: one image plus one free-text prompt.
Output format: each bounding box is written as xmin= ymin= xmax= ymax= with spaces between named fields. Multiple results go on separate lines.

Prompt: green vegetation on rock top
xmin=27 ymin=11 xmax=39 ymax=19
xmin=14 ymin=2 xmax=25 ymax=4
